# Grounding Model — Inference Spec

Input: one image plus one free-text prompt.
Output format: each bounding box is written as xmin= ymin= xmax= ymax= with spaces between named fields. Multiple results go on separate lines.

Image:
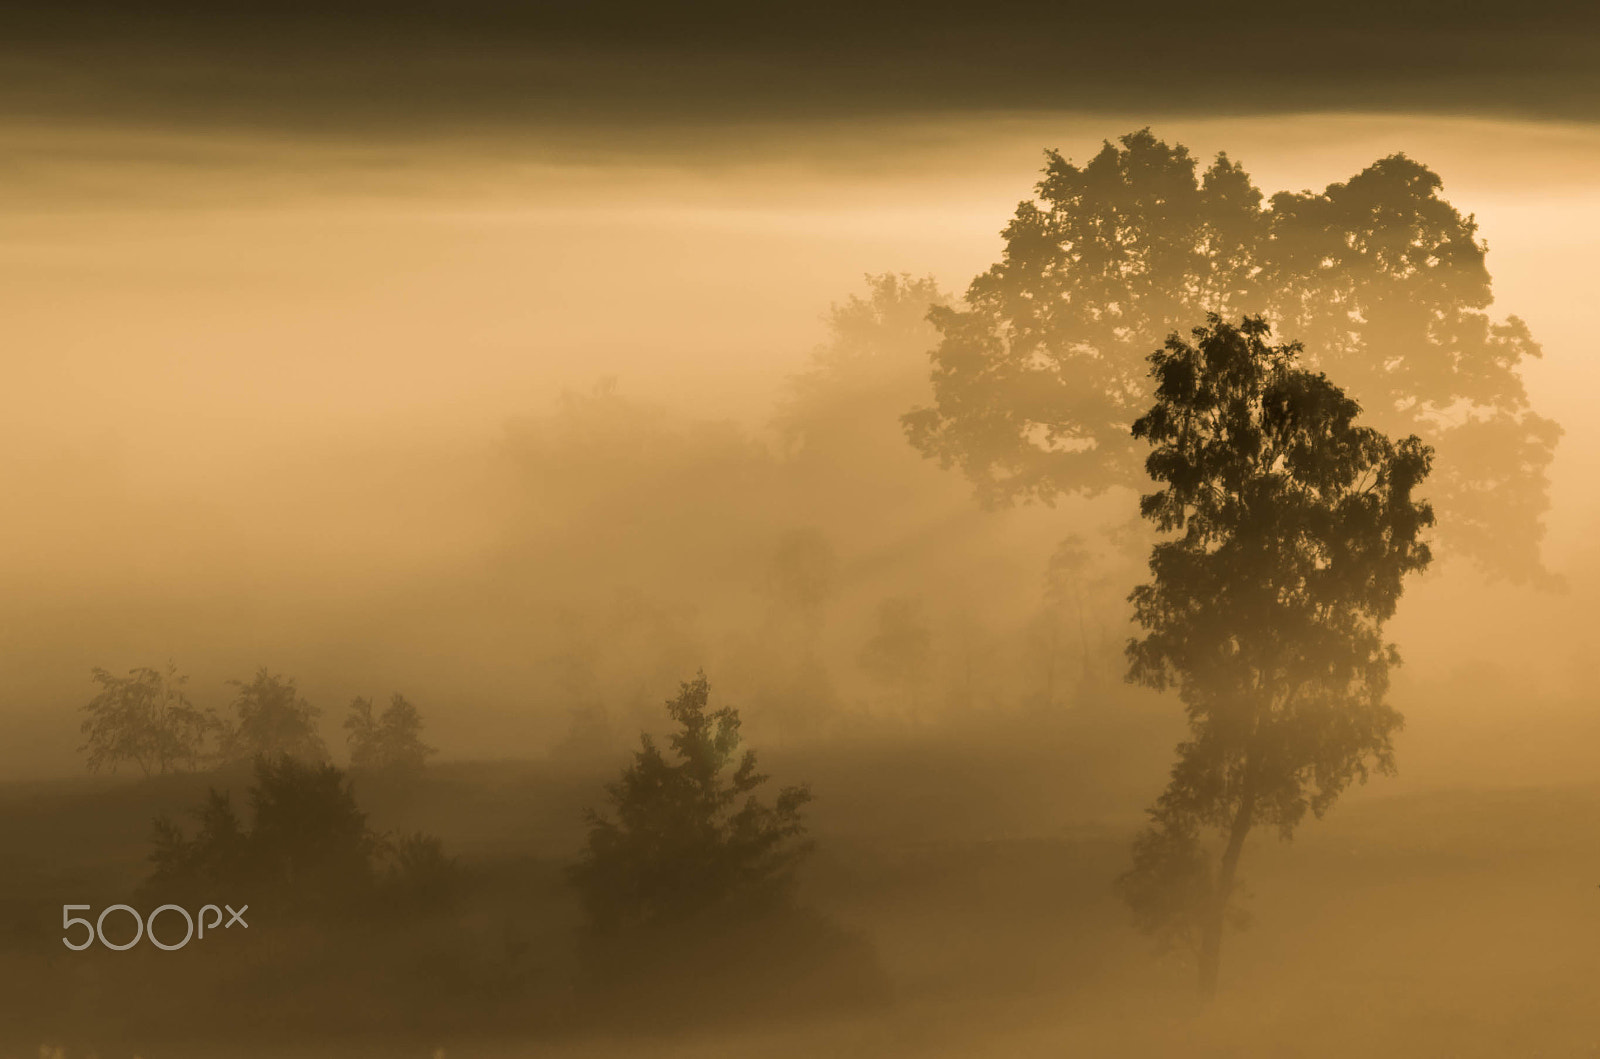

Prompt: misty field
xmin=4 ymin=710 xmax=1597 ymax=1058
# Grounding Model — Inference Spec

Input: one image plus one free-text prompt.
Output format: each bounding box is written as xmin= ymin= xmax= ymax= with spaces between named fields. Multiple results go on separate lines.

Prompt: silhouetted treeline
xmin=79 ymin=664 xmax=436 ymax=779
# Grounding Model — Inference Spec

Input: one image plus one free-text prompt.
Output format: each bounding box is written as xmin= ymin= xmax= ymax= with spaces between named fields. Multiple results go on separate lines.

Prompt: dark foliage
xmin=146 ymin=755 xmax=456 ymax=919
xmin=1114 ymin=315 xmax=1434 ymax=998
xmin=570 ymin=672 xmax=813 ymax=932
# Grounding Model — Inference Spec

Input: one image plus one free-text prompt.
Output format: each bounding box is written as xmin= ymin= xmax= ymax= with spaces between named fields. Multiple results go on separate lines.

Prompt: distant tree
xmin=906 ymin=128 xmax=1557 ymax=584
xmin=218 ymin=668 xmax=328 ymax=764
xmin=858 ymin=596 xmax=932 ymax=711
xmin=146 ymin=755 xmax=454 ymax=916
xmin=1024 ymin=534 xmax=1119 ymax=706
xmin=1115 ymin=316 xmax=1434 ymax=999
xmin=570 ymin=673 xmax=813 ymax=932
xmin=79 ymin=663 xmax=215 ymax=776
xmin=345 ymin=693 xmax=436 ymax=777
xmin=765 ymin=527 xmax=838 ymax=639
xmin=778 ymin=272 xmax=950 ymax=464
xmin=1044 ymin=535 xmax=1099 ymax=684
xmin=343 ymin=696 xmax=379 ymax=765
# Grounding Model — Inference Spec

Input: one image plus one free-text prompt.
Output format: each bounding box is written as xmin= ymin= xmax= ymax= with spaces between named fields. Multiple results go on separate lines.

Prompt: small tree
xmin=345 ymin=693 xmax=436 ymax=777
xmin=219 ymin=668 xmax=328 ymax=764
xmin=79 ymin=663 xmax=215 ymax=776
xmin=1116 ymin=315 xmax=1434 ymax=1000
xmin=570 ymin=673 xmax=813 ymax=932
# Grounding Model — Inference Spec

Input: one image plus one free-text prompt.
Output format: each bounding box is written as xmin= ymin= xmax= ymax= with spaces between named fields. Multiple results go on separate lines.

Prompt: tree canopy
xmin=218 ymin=668 xmax=328 ymax=765
xmin=1114 ymin=315 xmax=1434 ymax=998
xmin=905 ymin=128 xmax=1557 ymax=584
xmin=79 ymin=664 xmax=214 ymax=776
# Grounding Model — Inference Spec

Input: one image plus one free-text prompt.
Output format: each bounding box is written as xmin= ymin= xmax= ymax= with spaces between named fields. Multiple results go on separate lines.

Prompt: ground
xmin=2 ymin=730 xmax=1597 ymax=1058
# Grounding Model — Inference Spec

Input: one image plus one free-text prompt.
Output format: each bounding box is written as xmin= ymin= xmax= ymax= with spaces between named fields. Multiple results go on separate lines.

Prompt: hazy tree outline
xmin=217 ymin=668 xmax=329 ymax=765
xmin=777 ymin=271 xmax=952 ymax=461
xmin=79 ymin=662 xmax=216 ymax=776
xmin=857 ymin=595 xmax=933 ymax=716
xmin=344 ymin=692 xmax=437 ymax=777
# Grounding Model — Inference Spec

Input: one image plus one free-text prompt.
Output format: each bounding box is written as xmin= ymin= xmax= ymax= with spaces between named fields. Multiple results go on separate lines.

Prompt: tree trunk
xmin=1197 ymin=784 xmax=1257 ymax=1002
xmin=1044 ymin=621 xmax=1058 ymax=707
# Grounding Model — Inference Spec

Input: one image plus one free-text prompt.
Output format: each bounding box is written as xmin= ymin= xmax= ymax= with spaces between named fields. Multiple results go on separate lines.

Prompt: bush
xmin=145 ymin=755 xmax=454 ymax=919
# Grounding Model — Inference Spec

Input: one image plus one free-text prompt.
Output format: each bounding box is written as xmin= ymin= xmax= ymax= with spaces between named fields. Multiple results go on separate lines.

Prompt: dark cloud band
xmin=3 ymin=2 xmax=1597 ymax=134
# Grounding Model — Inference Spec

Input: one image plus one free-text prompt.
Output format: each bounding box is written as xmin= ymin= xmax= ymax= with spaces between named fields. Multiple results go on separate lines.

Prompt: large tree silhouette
xmin=905 ymin=129 xmax=1557 ymax=584
xmin=1115 ymin=316 xmax=1434 ymax=1000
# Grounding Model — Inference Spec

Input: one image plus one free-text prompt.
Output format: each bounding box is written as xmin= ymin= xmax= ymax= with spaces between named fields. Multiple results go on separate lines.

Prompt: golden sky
xmin=3 ymin=109 xmax=1598 ymax=777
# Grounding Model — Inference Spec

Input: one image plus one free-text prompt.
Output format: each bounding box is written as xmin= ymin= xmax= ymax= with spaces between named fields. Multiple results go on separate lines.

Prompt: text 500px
xmin=62 ymin=903 xmax=248 ymax=951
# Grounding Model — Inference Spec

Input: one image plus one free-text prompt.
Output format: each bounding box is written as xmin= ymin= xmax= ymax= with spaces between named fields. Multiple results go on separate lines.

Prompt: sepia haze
xmin=3 ymin=112 xmax=1596 ymax=776
xmin=3 ymin=63 xmax=1600 ymax=1054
